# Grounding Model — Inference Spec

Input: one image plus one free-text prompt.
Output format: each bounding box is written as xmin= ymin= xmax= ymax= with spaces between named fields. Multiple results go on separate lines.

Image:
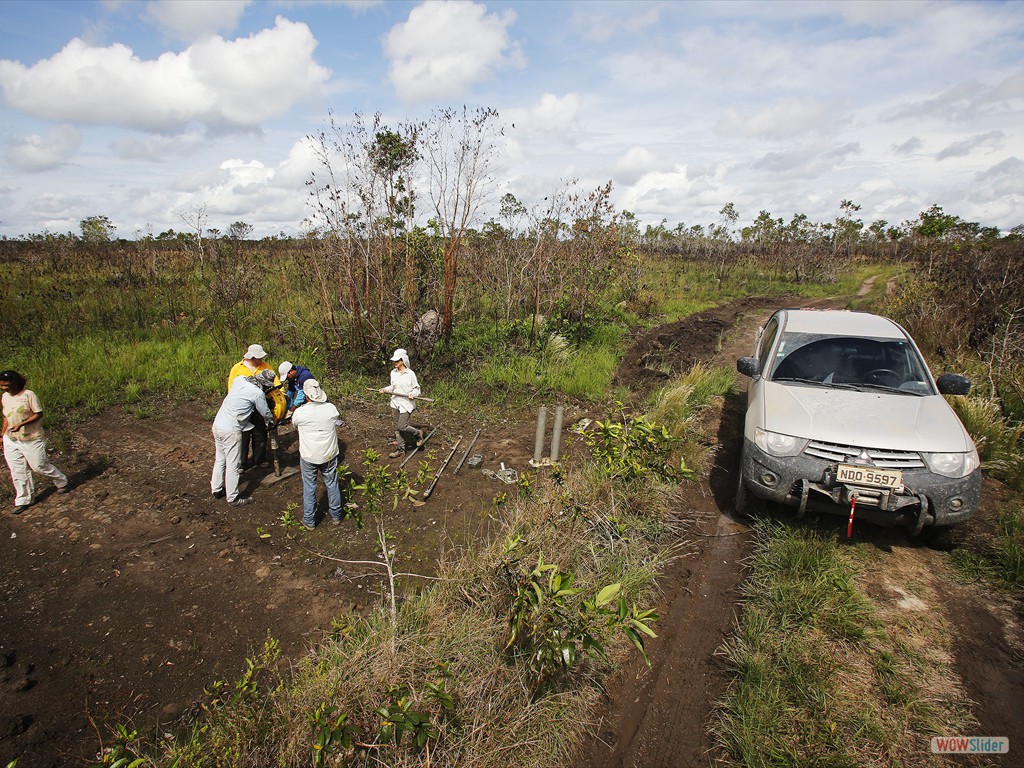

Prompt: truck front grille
xmin=804 ymin=439 xmax=925 ymax=469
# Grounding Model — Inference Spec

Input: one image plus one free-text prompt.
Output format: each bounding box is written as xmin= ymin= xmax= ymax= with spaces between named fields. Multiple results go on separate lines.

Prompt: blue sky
xmin=1 ymin=0 xmax=1022 ymax=239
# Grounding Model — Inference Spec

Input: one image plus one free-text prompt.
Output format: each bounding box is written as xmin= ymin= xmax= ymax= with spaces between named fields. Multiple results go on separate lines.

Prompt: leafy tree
xmin=80 ymin=215 xmax=115 ymax=243
xmin=227 ymin=221 xmax=254 ymax=241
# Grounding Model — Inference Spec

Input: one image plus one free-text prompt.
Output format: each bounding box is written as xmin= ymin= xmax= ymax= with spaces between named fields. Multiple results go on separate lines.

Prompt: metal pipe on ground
xmin=454 ymin=429 xmax=481 ymax=475
xmin=415 ymin=436 xmax=462 ymax=505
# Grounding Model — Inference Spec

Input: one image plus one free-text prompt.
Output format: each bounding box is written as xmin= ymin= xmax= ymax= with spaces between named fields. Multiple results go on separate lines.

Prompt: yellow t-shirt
xmin=227 ymin=360 xmax=278 ymax=392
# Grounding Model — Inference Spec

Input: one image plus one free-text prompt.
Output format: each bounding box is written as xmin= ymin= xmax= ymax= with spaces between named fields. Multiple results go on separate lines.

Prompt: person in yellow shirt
xmin=227 ymin=344 xmax=278 ymax=469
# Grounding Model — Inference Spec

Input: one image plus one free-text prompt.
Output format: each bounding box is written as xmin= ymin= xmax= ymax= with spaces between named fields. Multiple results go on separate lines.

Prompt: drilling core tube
xmin=550 ymin=405 xmax=564 ymax=462
xmin=533 ymin=406 xmax=547 ymax=464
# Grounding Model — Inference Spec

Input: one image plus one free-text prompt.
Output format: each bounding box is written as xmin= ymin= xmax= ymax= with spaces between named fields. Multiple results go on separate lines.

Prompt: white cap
xmin=390 ymin=348 xmax=408 ymax=362
xmin=245 ymin=343 xmax=267 ymax=359
xmin=278 ymin=361 xmax=293 ymax=379
xmin=303 ymin=379 xmax=328 ymax=403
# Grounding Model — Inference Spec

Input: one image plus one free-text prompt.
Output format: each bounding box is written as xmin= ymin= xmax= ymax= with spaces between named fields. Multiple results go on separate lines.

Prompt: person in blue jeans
xmin=290 ymin=379 xmax=342 ymax=530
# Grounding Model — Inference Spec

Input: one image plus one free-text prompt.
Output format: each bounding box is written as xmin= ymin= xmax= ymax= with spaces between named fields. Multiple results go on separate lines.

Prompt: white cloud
xmin=718 ymin=99 xmax=842 ymax=140
xmin=936 ymin=131 xmax=1004 ymax=160
xmin=573 ymin=3 xmax=666 ymax=43
xmin=971 ymin=156 xmax=1024 ymax=198
xmin=384 ymin=0 xmax=524 ymax=103
xmin=751 ymin=142 xmax=862 ymax=179
xmin=146 ymin=0 xmax=251 ymax=42
xmin=0 ymin=17 xmax=329 ymax=133
xmin=7 ymin=125 xmax=82 ymax=171
xmin=893 ymin=136 xmax=923 ymax=155
xmin=615 ymin=146 xmax=659 ymax=185
xmin=504 ymin=93 xmax=581 ymax=135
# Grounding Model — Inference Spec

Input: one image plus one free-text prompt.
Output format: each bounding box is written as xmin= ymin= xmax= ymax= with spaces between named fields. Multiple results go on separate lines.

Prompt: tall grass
xmin=477 ymin=324 xmax=626 ymax=403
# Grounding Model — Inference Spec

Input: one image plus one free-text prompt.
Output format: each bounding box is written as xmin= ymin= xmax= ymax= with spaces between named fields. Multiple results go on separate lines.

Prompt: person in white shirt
xmin=378 ymin=348 xmax=422 ymax=458
xmin=211 ymin=370 xmax=274 ymax=506
xmin=1 ymin=370 xmax=69 ymax=513
xmin=290 ymin=379 xmax=343 ymax=530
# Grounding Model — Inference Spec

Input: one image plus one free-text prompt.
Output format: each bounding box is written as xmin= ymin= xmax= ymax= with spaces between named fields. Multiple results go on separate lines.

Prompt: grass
xmin=950 ymin=503 xmax=1024 ymax=590
xmin=713 ymin=519 xmax=973 ymax=767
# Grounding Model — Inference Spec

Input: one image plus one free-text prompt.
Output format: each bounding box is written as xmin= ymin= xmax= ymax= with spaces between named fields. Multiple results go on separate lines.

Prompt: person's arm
xmin=254 ymin=390 xmax=273 ymax=423
xmin=6 ymin=393 xmax=43 ymax=434
xmin=9 ymin=411 xmax=42 ymax=433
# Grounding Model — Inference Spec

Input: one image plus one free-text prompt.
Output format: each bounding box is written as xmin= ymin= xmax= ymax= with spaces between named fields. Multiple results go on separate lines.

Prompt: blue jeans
xmin=300 ymin=455 xmax=342 ymax=527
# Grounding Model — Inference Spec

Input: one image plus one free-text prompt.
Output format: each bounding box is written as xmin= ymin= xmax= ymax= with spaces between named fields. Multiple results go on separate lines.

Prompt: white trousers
xmin=3 ymin=433 xmax=68 ymax=507
xmin=211 ymin=427 xmax=243 ymax=502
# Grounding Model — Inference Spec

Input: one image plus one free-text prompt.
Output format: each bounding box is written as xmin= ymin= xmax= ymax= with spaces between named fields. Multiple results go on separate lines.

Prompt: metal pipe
xmin=533 ymin=406 xmax=547 ymax=464
xmin=399 ymin=426 xmax=437 ymax=469
xmin=420 ymin=436 xmax=463 ymax=502
xmin=454 ymin=429 xmax=481 ymax=475
xmin=550 ymin=406 xmax=564 ymax=462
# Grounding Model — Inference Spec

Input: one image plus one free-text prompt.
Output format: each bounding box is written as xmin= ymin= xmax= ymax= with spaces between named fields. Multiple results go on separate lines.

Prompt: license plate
xmin=836 ymin=464 xmax=903 ymax=489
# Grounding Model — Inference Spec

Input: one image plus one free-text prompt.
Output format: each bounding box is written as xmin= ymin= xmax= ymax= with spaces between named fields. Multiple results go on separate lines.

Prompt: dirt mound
xmin=613 ymin=297 xmax=784 ymax=400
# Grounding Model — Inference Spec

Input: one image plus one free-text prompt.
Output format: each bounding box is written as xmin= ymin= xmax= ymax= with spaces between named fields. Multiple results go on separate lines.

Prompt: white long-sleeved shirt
xmin=386 ymin=367 xmax=420 ymax=414
xmin=212 ymin=377 xmax=272 ymax=432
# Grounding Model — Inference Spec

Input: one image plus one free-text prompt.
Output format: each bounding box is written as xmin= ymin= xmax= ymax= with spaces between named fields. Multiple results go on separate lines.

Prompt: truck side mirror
xmin=936 ymin=373 xmax=971 ymax=396
xmin=737 ymin=357 xmax=759 ymax=378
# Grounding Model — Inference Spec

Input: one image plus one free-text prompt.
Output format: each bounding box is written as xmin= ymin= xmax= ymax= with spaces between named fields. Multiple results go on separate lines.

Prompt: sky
xmin=1 ymin=0 xmax=1022 ymax=240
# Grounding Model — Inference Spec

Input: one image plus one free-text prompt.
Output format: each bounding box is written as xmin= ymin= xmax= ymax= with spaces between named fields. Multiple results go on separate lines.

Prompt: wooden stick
xmin=365 ymin=387 xmax=434 ymax=403
xmin=399 ymin=426 xmax=438 ymax=469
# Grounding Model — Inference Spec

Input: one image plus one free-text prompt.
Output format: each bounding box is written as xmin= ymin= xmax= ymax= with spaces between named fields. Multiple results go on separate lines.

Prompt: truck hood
xmin=761 ymin=382 xmax=972 ymax=452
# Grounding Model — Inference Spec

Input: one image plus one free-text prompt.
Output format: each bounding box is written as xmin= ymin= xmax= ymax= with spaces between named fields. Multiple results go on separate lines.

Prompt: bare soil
xmin=3 ymin=295 xmax=1022 ymax=768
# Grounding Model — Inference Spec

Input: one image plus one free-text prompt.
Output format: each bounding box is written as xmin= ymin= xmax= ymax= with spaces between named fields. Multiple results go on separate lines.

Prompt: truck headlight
xmin=754 ymin=428 xmax=807 ymax=457
xmin=923 ymin=446 xmax=980 ymax=478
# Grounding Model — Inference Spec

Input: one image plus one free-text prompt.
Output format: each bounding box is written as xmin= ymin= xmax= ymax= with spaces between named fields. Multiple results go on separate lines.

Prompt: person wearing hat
xmin=378 ymin=348 xmax=422 ymax=458
xmin=227 ymin=344 xmax=279 ymax=469
xmin=1 ymin=370 xmax=70 ymax=513
xmin=290 ymin=379 xmax=343 ymax=530
xmin=211 ymin=369 xmax=275 ymax=506
xmin=277 ymin=360 xmax=314 ymax=414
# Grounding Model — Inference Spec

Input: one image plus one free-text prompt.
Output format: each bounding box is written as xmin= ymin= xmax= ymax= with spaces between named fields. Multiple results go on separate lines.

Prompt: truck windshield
xmin=768 ymin=333 xmax=934 ymax=394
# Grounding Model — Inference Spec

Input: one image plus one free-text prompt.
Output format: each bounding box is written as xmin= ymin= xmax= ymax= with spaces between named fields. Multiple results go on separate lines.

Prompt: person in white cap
xmin=277 ymin=360 xmax=314 ymax=414
xmin=378 ymin=348 xmax=422 ymax=458
xmin=227 ymin=344 xmax=278 ymax=469
xmin=211 ymin=369 xmax=275 ymax=506
xmin=290 ymin=379 xmax=343 ymax=529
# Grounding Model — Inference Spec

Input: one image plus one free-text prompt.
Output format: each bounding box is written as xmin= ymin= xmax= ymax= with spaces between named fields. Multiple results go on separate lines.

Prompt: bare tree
xmin=422 ymin=106 xmax=504 ymax=338
xmin=306 ymin=113 xmax=422 ymax=357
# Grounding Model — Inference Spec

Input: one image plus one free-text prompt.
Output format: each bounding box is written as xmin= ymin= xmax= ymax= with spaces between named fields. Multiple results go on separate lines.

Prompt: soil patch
xmin=0 ymin=397 xmax=563 ymax=768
